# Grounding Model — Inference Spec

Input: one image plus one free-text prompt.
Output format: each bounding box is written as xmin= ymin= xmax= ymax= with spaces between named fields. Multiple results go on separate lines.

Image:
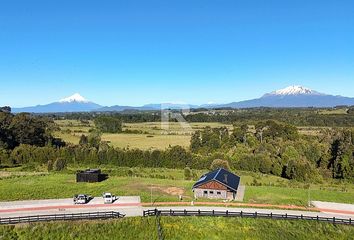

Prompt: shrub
xmin=79 ymin=135 xmax=88 ymax=145
xmin=47 ymin=160 xmax=53 ymax=172
xmin=88 ymin=131 xmax=101 ymax=148
xmin=184 ymin=167 xmax=192 ymax=180
xmin=127 ymin=168 xmax=134 ymax=177
xmin=94 ymin=116 xmax=122 ymax=133
xmin=53 ymin=158 xmax=67 ymax=171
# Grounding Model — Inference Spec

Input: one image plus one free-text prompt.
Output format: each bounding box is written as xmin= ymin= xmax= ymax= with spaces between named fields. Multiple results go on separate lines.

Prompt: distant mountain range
xmin=11 ymin=86 xmax=354 ymax=113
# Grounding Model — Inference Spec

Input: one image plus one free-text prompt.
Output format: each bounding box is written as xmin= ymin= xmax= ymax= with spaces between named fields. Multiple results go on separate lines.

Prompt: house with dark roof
xmin=192 ymin=168 xmax=240 ymax=200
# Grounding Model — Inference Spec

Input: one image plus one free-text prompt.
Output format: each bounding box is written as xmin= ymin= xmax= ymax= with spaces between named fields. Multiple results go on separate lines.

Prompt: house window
xmin=217 ymin=191 xmax=221 ymax=195
xmin=209 ymin=191 xmax=214 ymax=194
xmin=203 ymin=191 xmax=208 ymax=194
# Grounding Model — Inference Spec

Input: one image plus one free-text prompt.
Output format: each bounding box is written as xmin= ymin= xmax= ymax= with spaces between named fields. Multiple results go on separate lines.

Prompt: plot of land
xmin=55 ymin=130 xmax=192 ymax=150
xmin=0 ymin=169 xmax=353 ymax=206
xmin=54 ymin=120 xmax=233 ymax=149
xmin=102 ymin=133 xmax=191 ymax=149
xmin=54 ymin=120 xmax=334 ymax=150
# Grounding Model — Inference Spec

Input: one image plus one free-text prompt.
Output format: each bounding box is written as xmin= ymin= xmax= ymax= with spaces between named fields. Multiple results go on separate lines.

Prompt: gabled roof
xmin=192 ymin=168 xmax=240 ymax=192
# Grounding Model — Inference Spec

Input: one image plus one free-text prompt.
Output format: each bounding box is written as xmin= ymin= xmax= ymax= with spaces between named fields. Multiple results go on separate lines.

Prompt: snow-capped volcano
xmin=59 ymin=93 xmax=89 ymax=103
xmin=218 ymin=85 xmax=354 ymax=108
xmin=12 ymin=93 xmax=101 ymax=113
xmin=264 ymin=85 xmax=323 ymax=97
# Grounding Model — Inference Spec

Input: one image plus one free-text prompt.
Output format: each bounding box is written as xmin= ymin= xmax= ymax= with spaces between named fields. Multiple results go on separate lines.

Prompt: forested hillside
xmin=190 ymin=121 xmax=354 ymax=181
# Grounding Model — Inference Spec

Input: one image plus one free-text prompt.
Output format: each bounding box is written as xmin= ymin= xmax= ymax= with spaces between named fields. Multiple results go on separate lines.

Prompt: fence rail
xmin=0 ymin=211 xmax=125 ymax=225
xmin=143 ymin=209 xmax=353 ymax=226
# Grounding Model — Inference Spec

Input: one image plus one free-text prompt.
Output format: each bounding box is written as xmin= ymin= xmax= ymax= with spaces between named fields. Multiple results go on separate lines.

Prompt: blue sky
xmin=0 ymin=0 xmax=353 ymax=107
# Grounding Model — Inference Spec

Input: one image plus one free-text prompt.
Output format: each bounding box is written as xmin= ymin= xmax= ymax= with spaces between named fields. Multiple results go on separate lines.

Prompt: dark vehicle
xmin=73 ymin=194 xmax=92 ymax=204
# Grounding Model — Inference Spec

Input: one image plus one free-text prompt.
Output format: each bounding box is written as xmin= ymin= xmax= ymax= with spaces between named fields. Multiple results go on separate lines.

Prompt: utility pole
xmin=307 ymin=183 xmax=311 ymax=207
xmin=151 ymin=184 xmax=153 ymax=206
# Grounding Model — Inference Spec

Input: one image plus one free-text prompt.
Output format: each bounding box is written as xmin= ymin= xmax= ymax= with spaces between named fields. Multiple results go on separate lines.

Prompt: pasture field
xmin=0 ymin=217 xmax=352 ymax=240
xmin=55 ymin=132 xmax=191 ymax=150
xmin=0 ymin=167 xmax=353 ymax=206
xmin=54 ymin=120 xmax=331 ymax=149
xmin=101 ymin=133 xmax=191 ymax=149
xmin=124 ymin=122 xmax=234 ymax=135
xmin=318 ymin=108 xmax=348 ymax=115
xmin=54 ymin=120 xmax=233 ymax=136
xmin=54 ymin=120 xmax=233 ymax=149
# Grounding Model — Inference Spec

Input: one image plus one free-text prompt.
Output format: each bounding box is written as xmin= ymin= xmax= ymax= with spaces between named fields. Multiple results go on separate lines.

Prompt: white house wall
xmin=194 ymin=188 xmax=228 ymax=199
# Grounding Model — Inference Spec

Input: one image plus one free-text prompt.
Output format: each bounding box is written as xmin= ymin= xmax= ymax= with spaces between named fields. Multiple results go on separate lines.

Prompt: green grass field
xmin=124 ymin=122 xmax=234 ymax=135
xmin=0 ymin=217 xmax=352 ymax=240
xmin=1 ymin=167 xmax=353 ymax=206
xmin=54 ymin=120 xmax=334 ymax=150
xmin=54 ymin=120 xmax=233 ymax=150
xmin=101 ymin=133 xmax=191 ymax=149
xmin=0 ymin=173 xmax=193 ymax=203
xmin=0 ymin=217 xmax=157 ymax=240
xmin=55 ymin=131 xmax=192 ymax=149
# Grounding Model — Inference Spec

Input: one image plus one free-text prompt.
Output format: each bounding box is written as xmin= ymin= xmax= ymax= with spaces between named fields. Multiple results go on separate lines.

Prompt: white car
xmin=103 ymin=192 xmax=117 ymax=204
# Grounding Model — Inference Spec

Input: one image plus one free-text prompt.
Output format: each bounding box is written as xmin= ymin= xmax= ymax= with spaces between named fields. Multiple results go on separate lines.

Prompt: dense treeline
xmin=43 ymin=107 xmax=354 ymax=127
xmin=0 ymin=144 xmax=195 ymax=169
xmin=184 ymin=108 xmax=354 ymax=127
xmin=94 ymin=116 xmax=122 ymax=133
xmin=0 ymin=108 xmax=62 ymax=149
xmin=190 ymin=120 xmax=354 ymax=181
xmin=50 ymin=112 xmax=163 ymax=123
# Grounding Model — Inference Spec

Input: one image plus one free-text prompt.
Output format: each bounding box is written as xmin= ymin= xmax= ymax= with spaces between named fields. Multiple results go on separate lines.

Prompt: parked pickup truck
xmin=102 ymin=192 xmax=117 ymax=204
xmin=73 ymin=194 xmax=92 ymax=204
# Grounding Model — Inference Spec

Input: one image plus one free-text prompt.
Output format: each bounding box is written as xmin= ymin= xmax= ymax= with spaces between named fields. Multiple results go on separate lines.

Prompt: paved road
xmin=0 ymin=196 xmax=143 ymax=217
xmin=0 ymin=196 xmax=140 ymax=210
xmin=1 ymin=197 xmax=353 ymax=219
xmin=312 ymin=201 xmax=354 ymax=216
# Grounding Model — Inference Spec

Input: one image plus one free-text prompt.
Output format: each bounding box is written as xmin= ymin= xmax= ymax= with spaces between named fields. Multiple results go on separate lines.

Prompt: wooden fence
xmin=155 ymin=211 xmax=165 ymax=240
xmin=0 ymin=211 xmax=125 ymax=225
xmin=143 ymin=209 xmax=353 ymax=225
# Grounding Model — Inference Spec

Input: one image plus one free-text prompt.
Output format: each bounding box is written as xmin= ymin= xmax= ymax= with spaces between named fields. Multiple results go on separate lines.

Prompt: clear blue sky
xmin=1 ymin=0 xmax=353 ymax=107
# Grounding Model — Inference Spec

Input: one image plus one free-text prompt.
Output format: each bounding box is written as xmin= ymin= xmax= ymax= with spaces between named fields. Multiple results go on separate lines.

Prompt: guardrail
xmin=143 ymin=209 xmax=353 ymax=225
xmin=0 ymin=211 xmax=125 ymax=225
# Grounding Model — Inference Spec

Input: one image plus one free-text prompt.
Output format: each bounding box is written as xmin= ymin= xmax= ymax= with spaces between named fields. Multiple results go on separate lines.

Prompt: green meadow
xmin=54 ymin=120 xmax=233 ymax=150
xmin=1 ymin=167 xmax=353 ymax=206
